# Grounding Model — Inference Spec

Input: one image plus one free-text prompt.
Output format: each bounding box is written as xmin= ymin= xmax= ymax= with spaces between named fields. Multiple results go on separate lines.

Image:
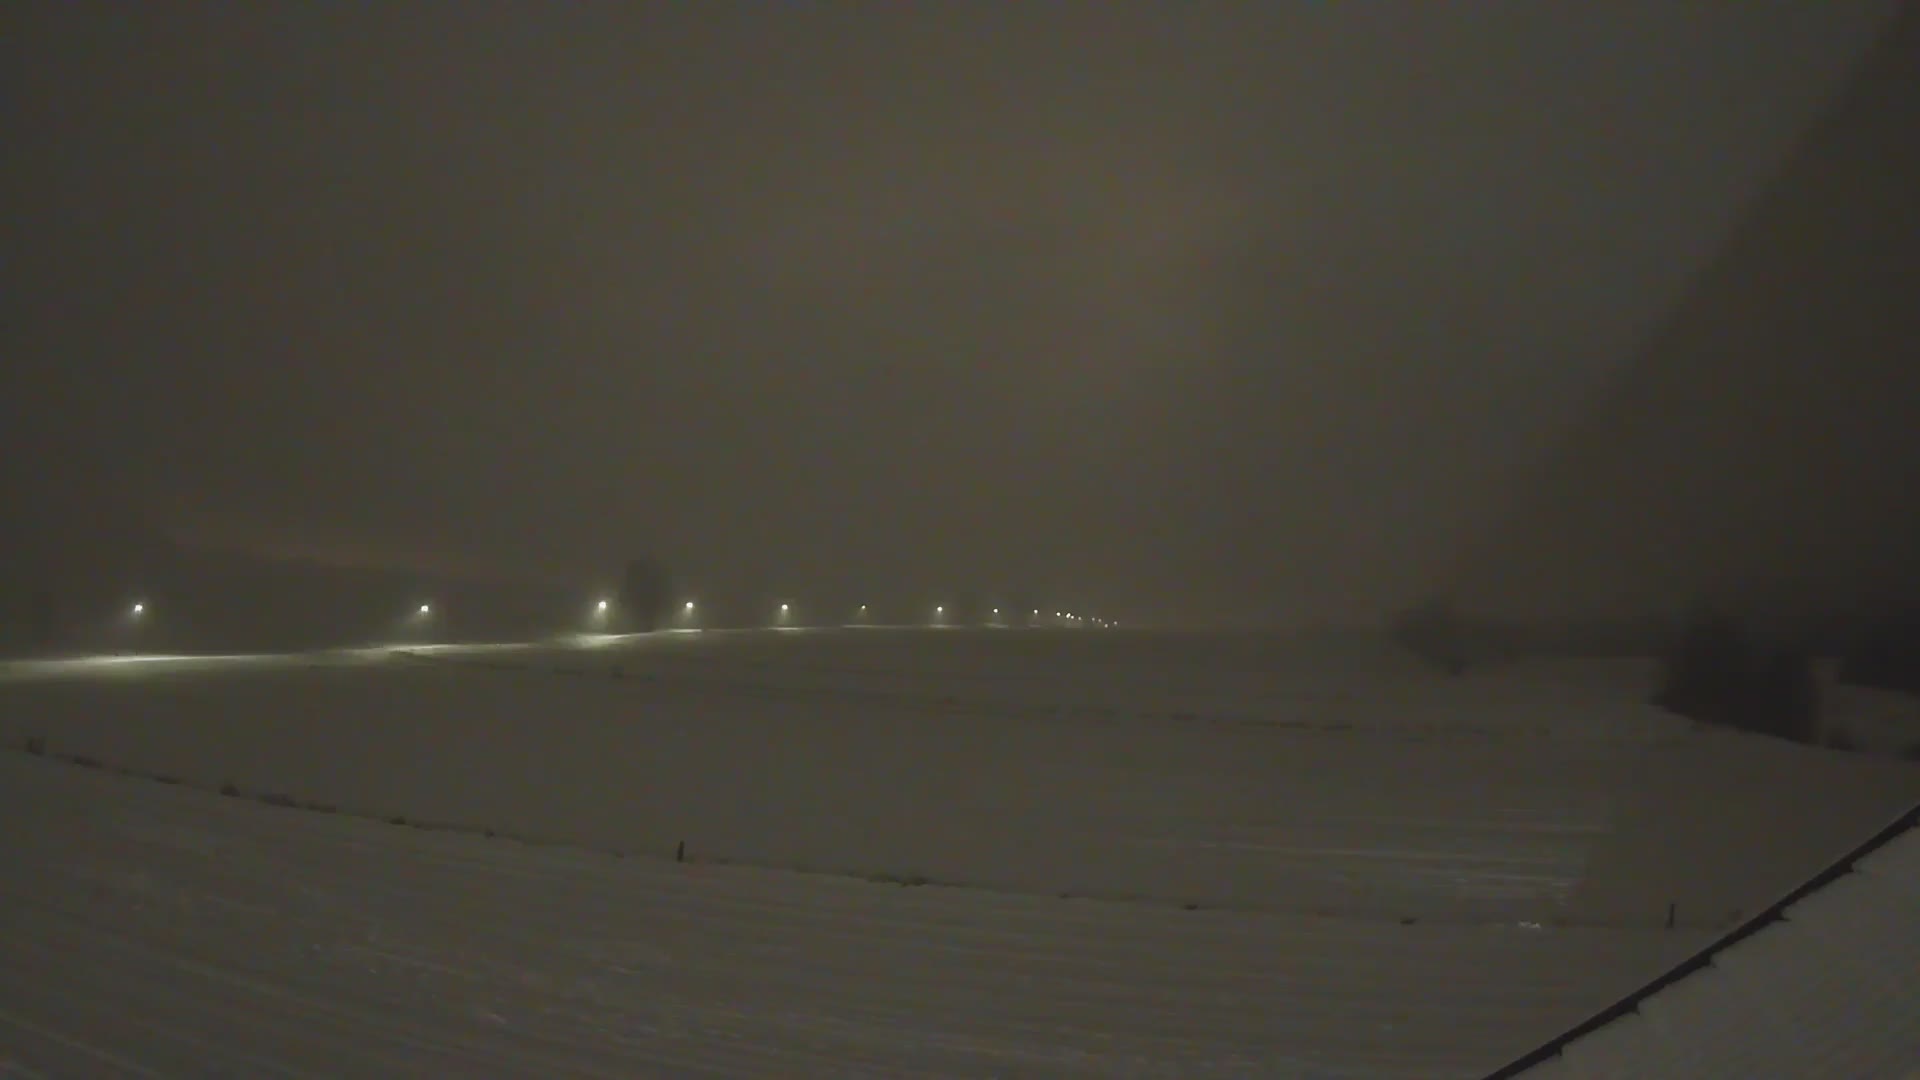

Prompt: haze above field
xmin=5 ymin=3 xmax=1904 ymax=623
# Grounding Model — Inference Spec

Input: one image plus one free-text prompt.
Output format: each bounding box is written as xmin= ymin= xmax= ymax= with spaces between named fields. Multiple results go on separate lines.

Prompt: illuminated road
xmin=0 ymin=639 xmax=602 ymax=684
xmin=0 ymin=625 xmax=1015 ymax=684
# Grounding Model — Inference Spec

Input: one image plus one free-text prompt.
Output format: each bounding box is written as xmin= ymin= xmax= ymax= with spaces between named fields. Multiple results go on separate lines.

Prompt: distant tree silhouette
xmin=953 ymin=590 xmax=981 ymax=625
xmin=620 ymin=557 xmax=671 ymax=633
xmin=1749 ymin=647 xmax=1820 ymax=743
xmin=1838 ymin=616 xmax=1920 ymax=695
xmin=1651 ymin=612 xmax=1750 ymax=725
xmin=1390 ymin=597 xmax=1470 ymax=675
xmin=1651 ymin=611 xmax=1819 ymax=744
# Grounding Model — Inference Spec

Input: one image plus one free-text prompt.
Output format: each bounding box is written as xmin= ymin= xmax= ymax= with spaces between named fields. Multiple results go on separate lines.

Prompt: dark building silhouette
xmin=1454 ymin=3 xmax=1920 ymax=622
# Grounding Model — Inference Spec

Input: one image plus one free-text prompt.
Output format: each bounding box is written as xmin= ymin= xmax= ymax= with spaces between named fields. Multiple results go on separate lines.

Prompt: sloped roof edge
xmin=1484 ymin=797 xmax=1920 ymax=1078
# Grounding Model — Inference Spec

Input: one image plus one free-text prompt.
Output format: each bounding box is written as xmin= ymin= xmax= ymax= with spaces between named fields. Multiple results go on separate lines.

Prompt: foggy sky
xmin=1452 ymin=0 xmax=1920 ymax=622
xmin=6 ymin=2 xmax=1901 ymax=624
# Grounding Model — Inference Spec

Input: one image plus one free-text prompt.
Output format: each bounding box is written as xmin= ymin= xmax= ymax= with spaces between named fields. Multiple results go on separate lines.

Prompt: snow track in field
xmin=0 ymin=752 xmax=1704 ymax=1078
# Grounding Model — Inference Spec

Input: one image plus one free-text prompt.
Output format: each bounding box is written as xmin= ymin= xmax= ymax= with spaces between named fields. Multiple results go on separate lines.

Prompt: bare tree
xmin=620 ymin=557 xmax=671 ymax=633
xmin=1390 ymin=597 xmax=1470 ymax=675
xmin=1651 ymin=610 xmax=1820 ymax=744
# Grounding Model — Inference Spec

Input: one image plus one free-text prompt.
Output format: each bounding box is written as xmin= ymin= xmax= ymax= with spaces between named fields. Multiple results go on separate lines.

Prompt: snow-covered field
xmin=3 ymin=629 xmax=1917 ymax=1076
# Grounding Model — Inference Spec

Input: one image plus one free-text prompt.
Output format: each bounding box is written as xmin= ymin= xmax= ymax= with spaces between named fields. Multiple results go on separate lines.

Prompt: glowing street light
xmin=417 ymin=603 xmax=432 ymax=616
xmin=130 ymin=601 xmax=146 ymax=617
xmin=684 ymin=601 xmax=696 ymax=612
xmin=596 ymin=599 xmax=610 ymax=612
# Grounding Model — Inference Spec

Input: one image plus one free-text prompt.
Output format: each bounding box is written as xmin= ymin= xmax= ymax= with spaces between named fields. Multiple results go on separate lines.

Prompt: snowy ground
xmin=2 ymin=629 xmax=1917 ymax=1076
xmin=0 ymin=749 xmax=1698 ymax=1078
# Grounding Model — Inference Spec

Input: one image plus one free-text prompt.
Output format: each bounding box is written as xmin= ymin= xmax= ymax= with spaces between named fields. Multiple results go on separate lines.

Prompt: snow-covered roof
xmin=1492 ymin=801 xmax=1920 ymax=1078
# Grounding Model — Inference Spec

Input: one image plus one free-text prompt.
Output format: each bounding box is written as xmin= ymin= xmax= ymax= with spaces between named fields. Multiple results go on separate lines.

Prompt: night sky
xmin=6 ymin=2 xmax=1901 ymax=624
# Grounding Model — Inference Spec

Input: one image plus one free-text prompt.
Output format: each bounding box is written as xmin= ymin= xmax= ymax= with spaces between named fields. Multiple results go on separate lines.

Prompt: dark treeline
xmin=1391 ymin=597 xmax=1920 ymax=750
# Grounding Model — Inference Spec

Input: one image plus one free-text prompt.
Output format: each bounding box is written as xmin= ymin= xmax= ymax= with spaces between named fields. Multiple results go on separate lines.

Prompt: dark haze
xmin=5 ymin=2 xmax=1904 ymax=625
xmin=1456 ymin=1 xmax=1920 ymax=621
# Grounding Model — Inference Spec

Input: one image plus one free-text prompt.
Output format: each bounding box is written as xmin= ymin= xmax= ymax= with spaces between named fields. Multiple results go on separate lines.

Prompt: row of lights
xmin=119 ymin=599 xmax=691 ymax=620
xmin=120 ymin=597 xmax=1114 ymax=630
xmin=789 ymin=603 xmax=1112 ymax=627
